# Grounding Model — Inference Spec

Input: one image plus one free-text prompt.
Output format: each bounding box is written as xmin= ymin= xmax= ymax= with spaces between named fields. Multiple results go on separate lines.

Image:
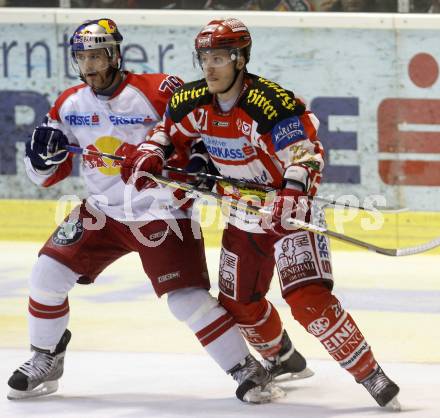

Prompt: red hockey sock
xmin=219 ymin=295 xmax=284 ymax=357
xmin=285 ymin=284 xmax=377 ymax=381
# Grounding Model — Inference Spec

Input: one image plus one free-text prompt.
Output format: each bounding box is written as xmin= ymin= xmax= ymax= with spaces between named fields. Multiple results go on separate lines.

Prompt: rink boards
xmin=0 ymin=199 xmax=440 ymax=254
xmin=1 ymin=199 xmax=440 ymax=253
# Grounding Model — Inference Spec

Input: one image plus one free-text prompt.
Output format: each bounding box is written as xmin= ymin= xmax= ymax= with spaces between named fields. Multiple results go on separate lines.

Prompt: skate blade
xmin=242 ymin=383 xmax=285 ymax=404
xmin=266 ymin=382 xmax=286 ymax=400
xmin=7 ymin=380 xmax=58 ymax=400
xmin=275 ymin=367 xmax=315 ymax=382
xmin=385 ymin=396 xmax=401 ymax=411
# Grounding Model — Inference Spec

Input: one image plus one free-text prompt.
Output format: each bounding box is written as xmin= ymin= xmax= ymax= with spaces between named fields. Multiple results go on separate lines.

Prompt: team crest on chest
xmin=236 ymin=118 xmax=251 ymax=136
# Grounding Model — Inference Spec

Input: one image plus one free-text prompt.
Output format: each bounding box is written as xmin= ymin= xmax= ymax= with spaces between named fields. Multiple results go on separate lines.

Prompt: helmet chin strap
xmin=218 ymin=65 xmax=244 ymax=95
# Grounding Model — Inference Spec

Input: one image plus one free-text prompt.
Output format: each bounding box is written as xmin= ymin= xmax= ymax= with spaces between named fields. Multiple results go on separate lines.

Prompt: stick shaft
xmin=63 ymin=144 xmax=437 ymax=255
xmin=163 ymin=166 xmax=405 ymax=213
xmin=65 ymin=144 xmax=125 ymax=161
xmin=147 ymin=173 xmax=440 ymax=257
xmin=65 ymin=145 xmax=406 ymax=212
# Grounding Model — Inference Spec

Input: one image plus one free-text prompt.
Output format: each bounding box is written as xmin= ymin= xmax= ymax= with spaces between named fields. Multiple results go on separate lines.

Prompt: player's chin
xmin=84 ymin=75 xmax=96 ymax=85
xmin=206 ymin=81 xmax=225 ymax=94
xmin=87 ymin=77 xmax=105 ymax=90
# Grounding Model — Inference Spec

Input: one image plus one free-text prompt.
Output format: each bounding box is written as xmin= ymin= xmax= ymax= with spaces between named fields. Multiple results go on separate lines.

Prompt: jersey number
xmin=159 ymin=76 xmax=183 ymax=94
xmin=196 ymin=109 xmax=208 ymax=131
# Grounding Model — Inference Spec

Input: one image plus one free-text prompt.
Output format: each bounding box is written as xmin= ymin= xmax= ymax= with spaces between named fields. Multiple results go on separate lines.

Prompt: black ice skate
xmin=358 ymin=365 xmax=401 ymax=410
xmin=228 ymin=354 xmax=284 ymax=403
xmin=7 ymin=329 xmax=71 ymax=400
xmin=263 ymin=330 xmax=314 ymax=381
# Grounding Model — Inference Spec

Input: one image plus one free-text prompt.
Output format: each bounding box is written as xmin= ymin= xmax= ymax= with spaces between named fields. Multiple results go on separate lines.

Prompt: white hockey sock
xmin=28 ymin=255 xmax=79 ymax=351
xmin=167 ymin=287 xmax=249 ymax=371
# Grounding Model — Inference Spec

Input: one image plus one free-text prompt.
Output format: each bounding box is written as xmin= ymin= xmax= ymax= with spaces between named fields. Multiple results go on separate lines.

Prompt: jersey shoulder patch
xmin=240 ymin=74 xmax=306 ymax=134
xmin=166 ymin=79 xmax=212 ymax=123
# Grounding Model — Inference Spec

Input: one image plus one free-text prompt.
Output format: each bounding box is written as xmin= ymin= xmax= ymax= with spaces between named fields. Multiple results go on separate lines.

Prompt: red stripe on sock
xmin=195 ymin=313 xmax=232 ymax=339
xmin=29 ymin=297 xmax=69 ymax=312
xmin=198 ymin=317 xmax=235 ymax=347
xmin=28 ymin=297 xmax=69 ymax=319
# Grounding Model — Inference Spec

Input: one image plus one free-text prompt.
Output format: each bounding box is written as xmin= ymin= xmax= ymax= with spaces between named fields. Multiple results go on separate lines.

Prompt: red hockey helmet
xmin=195 ymin=18 xmax=252 ymax=63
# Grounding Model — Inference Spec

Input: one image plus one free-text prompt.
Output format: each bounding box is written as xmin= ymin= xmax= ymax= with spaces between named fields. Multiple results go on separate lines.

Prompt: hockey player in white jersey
xmin=7 ymin=18 xmax=276 ymax=404
xmin=144 ymin=18 xmax=401 ymax=409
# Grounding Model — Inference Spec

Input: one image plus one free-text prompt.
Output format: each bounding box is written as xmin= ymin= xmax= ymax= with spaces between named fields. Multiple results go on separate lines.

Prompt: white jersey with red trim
xmin=150 ymin=73 xmax=324 ymax=232
xmin=24 ymin=71 xmax=185 ymax=222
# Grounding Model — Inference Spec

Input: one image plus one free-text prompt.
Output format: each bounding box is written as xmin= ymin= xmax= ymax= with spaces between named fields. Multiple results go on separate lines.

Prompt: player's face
xmin=199 ymin=49 xmax=237 ymax=94
xmin=74 ymin=49 xmax=116 ymax=90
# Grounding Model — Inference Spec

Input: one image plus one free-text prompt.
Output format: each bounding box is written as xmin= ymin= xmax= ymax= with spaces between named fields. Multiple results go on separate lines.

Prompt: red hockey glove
xmin=120 ymin=143 xmax=164 ymax=191
xmin=266 ymin=188 xmax=310 ymax=235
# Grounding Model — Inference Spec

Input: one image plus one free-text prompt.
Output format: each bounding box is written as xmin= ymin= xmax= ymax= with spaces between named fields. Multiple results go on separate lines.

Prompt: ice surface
xmin=1 ymin=243 xmax=439 ymax=418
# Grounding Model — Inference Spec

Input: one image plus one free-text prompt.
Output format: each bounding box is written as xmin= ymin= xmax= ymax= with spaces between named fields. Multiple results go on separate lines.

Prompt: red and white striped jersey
xmin=24 ymin=71 xmax=186 ymax=222
xmin=150 ymin=73 xmax=325 ymax=230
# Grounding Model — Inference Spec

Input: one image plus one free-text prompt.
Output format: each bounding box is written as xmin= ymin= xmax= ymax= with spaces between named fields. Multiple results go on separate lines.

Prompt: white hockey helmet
xmin=70 ymin=19 xmax=123 ymax=77
xmin=70 ymin=18 xmax=123 ymax=55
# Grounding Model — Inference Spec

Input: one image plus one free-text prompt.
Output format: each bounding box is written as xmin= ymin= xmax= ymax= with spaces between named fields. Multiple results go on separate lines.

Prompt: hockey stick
xmin=65 ymin=144 xmax=125 ymax=161
xmin=288 ymin=219 xmax=440 ymax=256
xmin=66 ymin=146 xmax=267 ymax=214
xmin=151 ymin=172 xmax=272 ymax=216
xmin=147 ymin=173 xmax=440 ymax=257
xmin=65 ymin=145 xmax=405 ymax=213
xmin=64 ymin=144 xmax=267 ymax=215
xmin=64 ymin=145 xmax=440 ymax=256
xmin=164 ymin=164 xmax=275 ymax=192
xmin=163 ymin=166 xmax=406 ymax=213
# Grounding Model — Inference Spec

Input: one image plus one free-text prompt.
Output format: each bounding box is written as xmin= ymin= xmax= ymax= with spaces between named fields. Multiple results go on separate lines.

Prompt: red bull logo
xmin=84 ymin=144 xmax=107 ymax=170
xmin=83 ymin=136 xmax=134 ymax=176
xmin=99 ymin=19 xmax=117 ymax=34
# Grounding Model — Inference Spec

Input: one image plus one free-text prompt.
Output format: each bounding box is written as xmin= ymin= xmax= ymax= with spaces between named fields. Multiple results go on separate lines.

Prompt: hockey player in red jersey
xmin=144 ymin=18 xmax=401 ymax=409
xmin=7 ymin=18 xmax=277 ymax=404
